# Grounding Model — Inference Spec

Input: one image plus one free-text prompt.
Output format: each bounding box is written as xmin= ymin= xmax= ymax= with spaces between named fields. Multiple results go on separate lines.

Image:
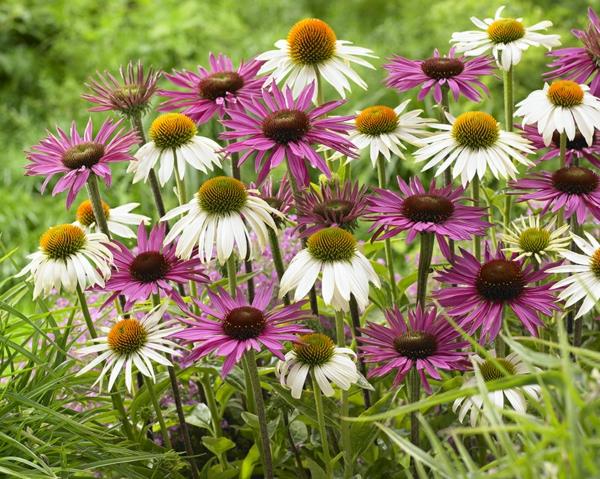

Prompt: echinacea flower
xmin=453 ymin=351 xmax=540 ymax=426
xmin=82 ymin=60 xmax=160 ymax=116
xmin=349 ymin=102 xmax=433 ymax=167
xmin=25 ymin=119 xmax=139 ymax=208
xmin=296 ymin=179 xmax=368 ymax=236
xmin=515 ymin=80 xmax=600 ymax=146
xmin=276 ymin=333 xmax=359 ymax=399
xmin=451 ymin=6 xmax=560 ymax=71
xmin=384 ymin=48 xmax=493 ymax=103
xmin=511 ymin=166 xmax=600 ymax=224
xmin=435 ymin=244 xmax=560 ymax=342
xmin=359 ymin=307 xmax=469 ymax=393
xmin=159 ymin=53 xmax=264 ymax=124
xmin=367 ymin=176 xmax=490 ymax=259
xmin=549 ymin=232 xmax=600 ymax=318
xmin=502 ymin=215 xmax=570 ymax=263
xmin=249 ymin=175 xmax=293 ymax=228
xmin=73 ymin=199 xmax=150 ymax=239
xmin=103 ymin=223 xmax=207 ymax=310
xmin=76 ymin=303 xmax=181 ymax=392
xmin=19 ymin=224 xmax=112 ymax=299
xmin=545 ymin=8 xmax=600 ymax=96
xmin=174 ymin=286 xmax=311 ymax=376
xmin=128 ymin=113 xmax=222 ymax=186
xmin=415 ymin=111 xmax=533 ymax=186
xmin=257 ymin=18 xmax=376 ymax=99
xmin=163 ymin=176 xmax=282 ymax=264
xmin=279 ymin=227 xmax=380 ymax=311
xmin=222 ymin=81 xmax=355 ymax=185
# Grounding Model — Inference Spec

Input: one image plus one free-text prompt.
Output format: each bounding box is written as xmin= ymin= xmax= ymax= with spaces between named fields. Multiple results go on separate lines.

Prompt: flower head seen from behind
xmin=384 ymin=48 xmax=493 ymax=103
xmin=129 ymin=113 xmax=222 ymax=186
xmin=277 ymin=332 xmax=359 ymax=399
xmin=163 ymin=176 xmax=282 ymax=264
xmin=19 ymin=224 xmax=112 ymax=299
xmin=451 ymin=6 xmax=560 ymax=71
xmin=25 ymin=119 xmax=139 ymax=208
xmin=174 ymin=286 xmax=311 ymax=376
xmin=222 ymin=81 xmax=355 ymax=186
xmin=76 ymin=303 xmax=181 ymax=392
xmin=349 ymin=102 xmax=433 ymax=167
xmin=159 ymin=53 xmax=264 ymax=124
xmin=74 ymin=199 xmax=150 ymax=239
xmin=257 ymin=18 xmax=376 ymax=99
xmin=360 ymin=307 xmax=469 ymax=393
xmin=82 ymin=60 xmax=160 ymax=117
xmin=279 ymin=227 xmax=380 ymax=311
xmin=435 ymin=244 xmax=560 ymax=342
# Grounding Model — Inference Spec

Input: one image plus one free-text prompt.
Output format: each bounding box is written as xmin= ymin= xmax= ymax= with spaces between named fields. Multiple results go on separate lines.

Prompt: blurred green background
xmin=0 ymin=0 xmax=594 ymax=270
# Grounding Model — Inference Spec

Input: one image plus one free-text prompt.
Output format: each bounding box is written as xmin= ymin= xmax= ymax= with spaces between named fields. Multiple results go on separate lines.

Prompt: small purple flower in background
xmin=384 ymin=48 xmax=493 ymax=103
xmin=159 ymin=53 xmax=264 ymax=124
xmin=435 ymin=244 xmax=560 ymax=343
xmin=25 ymin=119 xmax=139 ymax=207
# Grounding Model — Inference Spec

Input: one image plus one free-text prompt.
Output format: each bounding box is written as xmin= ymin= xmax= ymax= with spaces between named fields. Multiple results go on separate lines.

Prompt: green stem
xmin=409 ymin=367 xmax=420 ymax=447
xmin=376 ymin=156 xmax=398 ymax=306
xmin=557 ymin=132 xmax=568 ymax=228
xmin=226 ymin=256 xmax=237 ymax=298
xmin=416 ymin=233 xmax=435 ymax=307
xmin=312 ymin=372 xmax=333 ymax=477
xmin=472 ymin=177 xmax=482 ymax=260
xmin=200 ymin=374 xmax=227 ymax=468
xmin=86 ymin=174 xmax=111 ymax=238
xmin=334 ymin=311 xmax=353 ymax=478
xmin=503 ymin=67 xmax=514 ymax=230
xmin=570 ymin=216 xmax=584 ymax=347
xmin=144 ymin=375 xmax=172 ymax=449
xmin=173 ymin=152 xmax=187 ymax=205
xmin=348 ymin=295 xmax=371 ymax=407
xmin=268 ymin=227 xmax=290 ymax=305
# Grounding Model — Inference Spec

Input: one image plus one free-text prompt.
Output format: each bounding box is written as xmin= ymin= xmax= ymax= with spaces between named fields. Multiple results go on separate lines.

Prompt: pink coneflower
xmin=25 ymin=119 xmax=139 ymax=208
xmin=367 ymin=177 xmax=490 ymax=258
xmin=158 ymin=53 xmax=263 ymax=124
xmin=221 ymin=81 xmax=356 ymax=185
xmin=103 ymin=223 xmax=207 ymax=310
xmin=511 ymin=166 xmax=600 ymax=224
xmin=249 ymin=175 xmax=293 ymax=228
xmin=296 ymin=179 xmax=368 ymax=236
xmin=174 ymin=287 xmax=311 ymax=376
xmin=434 ymin=245 xmax=560 ymax=343
xmin=359 ymin=307 xmax=469 ymax=393
xmin=545 ymin=8 xmax=600 ymax=96
xmin=384 ymin=48 xmax=493 ymax=103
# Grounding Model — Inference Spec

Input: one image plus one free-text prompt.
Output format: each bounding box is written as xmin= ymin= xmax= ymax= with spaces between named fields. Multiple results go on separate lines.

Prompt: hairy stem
xmin=312 ymin=373 xmax=333 ymax=477
xmin=144 ymin=375 xmax=172 ymax=449
xmin=376 ymin=156 xmax=398 ymax=306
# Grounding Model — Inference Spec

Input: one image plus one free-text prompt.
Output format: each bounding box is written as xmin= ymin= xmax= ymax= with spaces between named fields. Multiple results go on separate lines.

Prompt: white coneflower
xmin=73 ymin=199 xmax=150 ymax=239
xmin=515 ymin=80 xmax=600 ymax=146
xmin=349 ymin=101 xmax=433 ymax=166
xmin=453 ymin=352 xmax=540 ymax=427
xmin=257 ymin=18 xmax=376 ymax=99
xmin=279 ymin=226 xmax=380 ymax=311
xmin=76 ymin=303 xmax=181 ymax=392
xmin=502 ymin=216 xmax=570 ymax=263
xmin=129 ymin=112 xmax=223 ymax=186
xmin=162 ymin=176 xmax=282 ymax=264
xmin=18 ymin=224 xmax=112 ymax=299
xmin=276 ymin=333 xmax=360 ymax=399
xmin=451 ymin=6 xmax=560 ymax=71
xmin=415 ymin=111 xmax=533 ymax=186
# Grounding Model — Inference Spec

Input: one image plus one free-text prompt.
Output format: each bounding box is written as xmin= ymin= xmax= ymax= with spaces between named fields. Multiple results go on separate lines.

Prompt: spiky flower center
xmin=355 ymin=106 xmax=399 ymax=136
xmin=108 ymin=319 xmax=148 ymax=355
xmin=198 ymin=176 xmax=248 ymax=215
xmin=62 ymin=142 xmax=105 ymax=170
xmin=452 ymin=112 xmax=499 ymax=149
xmin=312 ymin=199 xmax=355 ymax=225
xmin=114 ymin=84 xmax=145 ymax=102
xmin=76 ymin=199 xmax=110 ymax=227
xmin=264 ymin=196 xmax=283 ymax=211
xmin=198 ymin=72 xmax=244 ymax=101
xmin=222 ymin=306 xmax=266 ymax=340
xmin=479 ymin=358 xmax=516 ymax=381
xmin=589 ymin=248 xmax=600 ymax=279
xmin=288 ymin=18 xmax=337 ymax=65
xmin=518 ymin=227 xmax=550 ymax=254
xmin=150 ymin=113 xmax=197 ymax=149
xmin=421 ymin=57 xmax=465 ymax=80
xmin=552 ymin=166 xmax=599 ymax=195
xmin=476 ymin=259 xmax=525 ymax=302
xmin=402 ymin=194 xmax=455 ymax=224
xmin=487 ymin=18 xmax=525 ymax=44
xmin=307 ymin=227 xmax=356 ymax=262
xmin=262 ymin=109 xmax=311 ymax=144
xmin=293 ymin=333 xmax=335 ymax=366
xmin=129 ymin=251 xmax=169 ymax=283
xmin=40 ymin=224 xmax=86 ymax=260
xmin=547 ymin=80 xmax=584 ymax=108
xmin=393 ymin=331 xmax=438 ymax=359
xmin=552 ymin=131 xmax=590 ymax=150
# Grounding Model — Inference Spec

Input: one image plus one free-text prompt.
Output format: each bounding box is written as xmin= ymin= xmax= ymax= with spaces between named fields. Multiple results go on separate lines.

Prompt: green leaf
xmin=201 ymin=436 xmax=235 ymax=457
xmin=240 ymin=444 xmax=260 ymax=479
xmin=350 ymin=391 xmax=395 ymax=461
xmin=186 ymin=403 xmax=213 ymax=432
